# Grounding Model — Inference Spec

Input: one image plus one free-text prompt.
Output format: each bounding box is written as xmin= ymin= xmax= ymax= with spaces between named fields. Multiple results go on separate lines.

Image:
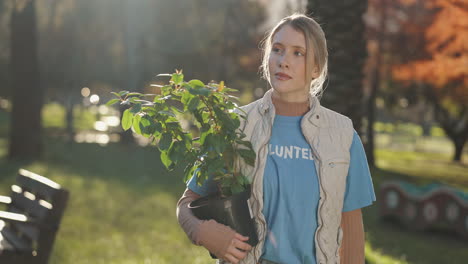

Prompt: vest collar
xmin=259 ymin=88 xmax=323 ymax=127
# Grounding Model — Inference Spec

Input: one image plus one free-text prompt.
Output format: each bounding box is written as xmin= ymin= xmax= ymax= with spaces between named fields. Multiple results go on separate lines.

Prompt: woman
xmin=177 ymin=13 xmax=376 ymax=264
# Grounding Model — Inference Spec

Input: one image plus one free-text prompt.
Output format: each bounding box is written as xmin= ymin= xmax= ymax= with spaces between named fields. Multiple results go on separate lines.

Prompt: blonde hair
xmin=260 ymin=13 xmax=328 ymax=97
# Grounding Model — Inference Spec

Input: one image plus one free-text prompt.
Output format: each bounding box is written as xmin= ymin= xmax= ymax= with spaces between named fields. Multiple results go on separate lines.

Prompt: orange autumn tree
xmin=392 ymin=0 xmax=468 ymax=162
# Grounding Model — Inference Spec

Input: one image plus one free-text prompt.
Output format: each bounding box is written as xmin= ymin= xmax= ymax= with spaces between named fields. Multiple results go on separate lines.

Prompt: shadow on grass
xmin=0 ymin=136 xmax=188 ymax=199
xmin=364 ymin=167 xmax=468 ymax=264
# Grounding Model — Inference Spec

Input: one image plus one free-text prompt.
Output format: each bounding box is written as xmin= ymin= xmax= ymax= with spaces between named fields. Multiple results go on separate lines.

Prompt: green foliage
xmin=108 ymin=70 xmax=255 ymax=197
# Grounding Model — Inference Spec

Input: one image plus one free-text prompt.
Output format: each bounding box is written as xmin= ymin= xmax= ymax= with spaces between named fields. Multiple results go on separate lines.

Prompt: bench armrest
xmin=0 ymin=195 xmax=12 ymax=205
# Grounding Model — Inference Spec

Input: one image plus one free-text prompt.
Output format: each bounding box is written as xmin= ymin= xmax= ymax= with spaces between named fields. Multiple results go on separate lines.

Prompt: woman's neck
xmin=271 ymin=94 xmax=310 ymax=116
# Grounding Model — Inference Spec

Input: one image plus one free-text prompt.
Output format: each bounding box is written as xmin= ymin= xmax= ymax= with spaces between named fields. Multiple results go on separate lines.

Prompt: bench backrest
xmin=4 ymin=169 xmax=69 ymax=263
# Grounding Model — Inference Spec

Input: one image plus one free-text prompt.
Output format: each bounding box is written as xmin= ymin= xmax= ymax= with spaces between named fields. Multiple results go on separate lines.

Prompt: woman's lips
xmin=275 ymin=72 xmax=292 ymax=81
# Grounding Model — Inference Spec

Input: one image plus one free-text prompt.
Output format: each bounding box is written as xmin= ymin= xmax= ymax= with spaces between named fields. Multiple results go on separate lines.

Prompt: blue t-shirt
xmin=187 ymin=114 xmax=376 ymax=264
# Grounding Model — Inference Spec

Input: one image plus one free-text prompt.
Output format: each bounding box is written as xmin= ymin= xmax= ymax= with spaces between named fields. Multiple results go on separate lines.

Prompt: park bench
xmin=0 ymin=169 xmax=69 ymax=264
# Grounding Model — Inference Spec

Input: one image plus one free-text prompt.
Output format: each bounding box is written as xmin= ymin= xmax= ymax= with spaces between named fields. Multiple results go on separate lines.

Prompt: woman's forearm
xmin=339 ymin=209 xmax=365 ymax=264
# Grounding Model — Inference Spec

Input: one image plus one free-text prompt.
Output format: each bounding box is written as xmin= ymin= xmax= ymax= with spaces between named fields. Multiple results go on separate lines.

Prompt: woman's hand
xmin=220 ymin=233 xmax=253 ymax=263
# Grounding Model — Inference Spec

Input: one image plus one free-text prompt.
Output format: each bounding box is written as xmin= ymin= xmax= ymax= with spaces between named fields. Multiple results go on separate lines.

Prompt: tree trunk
xmin=425 ymin=85 xmax=468 ymax=163
xmin=453 ymin=137 xmax=466 ymax=162
xmin=65 ymin=96 xmax=75 ymax=143
xmin=8 ymin=0 xmax=43 ymax=160
xmin=306 ymin=0 xmax=368 ymax=134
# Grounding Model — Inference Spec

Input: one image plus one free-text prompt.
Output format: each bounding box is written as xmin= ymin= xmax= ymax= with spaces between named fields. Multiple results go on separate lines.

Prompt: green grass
xmin=375 ymin=148 xmax=468 ymax=188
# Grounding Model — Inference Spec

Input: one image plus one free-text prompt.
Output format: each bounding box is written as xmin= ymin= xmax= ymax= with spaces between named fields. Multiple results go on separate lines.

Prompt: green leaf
xmin=161 ymin=85 xmax=172 ymax=96
xmin=158 ymin=110 xmax=176 ymax=117
xmin=122 ymin=109 xmax=133 ymax=131
xmin=171 ymin=73 xmax=184 ymax=85
xmin=130 ymin=103 xmax=142 ymax=114
xmin=118 ymin=90 xmax=129 ymax=97
xmin=188 ymin=79 xmax=205 ymax=89
xmin=106 ymin=99 xmax=120 ymax=106
xmin=160 ymin=150 xmax=174 ymax=170
xmin=187 ymin=97 xmax=201 ymax=112
xmin=200 ymin=130 xmax=211 ymax=145
xmin=230 ymin=183 xmax=244 ymax=195
xmin=166 ymin=121 xmax=180 ymax=131
xmin=236 ymin=139 xmax=253 ymax=149
xmin=193 ymin=110 xmax=204 ymax=124
xmin=183 ymin=162 xmax=196 ymax=184
xmin=168 ymin=141 xmax=186 ymax=163
xmin=159 ymin=132 xmax=172 ymax=151
xmin=238 ymin=149 xmax=256 ymax=166
xmin=140 ymin=115 xmax=155 ymax=136
xmin=188 ymin=87 xmax=211 ymax=96
xmin=132 ymin=114 xmax=142 ymax=135
xmin=153 ymin=122 xmax=163 ymax=136
xmin=181 ymin=91 xmax=195 ymax=106
xmin=111 ymin=92 xmax=120 ymax=97
xmin=223 ymin=87 xmax=239 ymax=93
xmin=213 ymin=106 xmax=238 ymax=131
xmin=209 ymin=133 xmax=226 ymax=154
xmin=154 ymin=93 xmax=172 ymax=102
xmin=182 ymin=133 xmax=192 ymax=149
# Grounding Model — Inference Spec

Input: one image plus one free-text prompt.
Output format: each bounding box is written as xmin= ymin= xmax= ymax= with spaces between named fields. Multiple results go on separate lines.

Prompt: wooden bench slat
xmin=0 ymin=196 xmax=12 ymax=205
xmin=16 ymin=169 xmax=62 ymax=199
xmin=10 ymin=192 xmax=50 ymax=220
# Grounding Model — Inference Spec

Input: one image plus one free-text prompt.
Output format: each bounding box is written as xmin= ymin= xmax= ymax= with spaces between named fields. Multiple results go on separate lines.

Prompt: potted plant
xmin=107 ymin=70 xmax=259 ymax=254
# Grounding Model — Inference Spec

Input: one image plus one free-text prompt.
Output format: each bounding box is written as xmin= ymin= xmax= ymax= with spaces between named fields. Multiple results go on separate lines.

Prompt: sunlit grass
xmin=42 ymin=103 xmax=98 ymax=131
xmin=375 ymin=148 xmax=468 ymax=189
xmin=365 ymin=242 xmax=409 ymax=264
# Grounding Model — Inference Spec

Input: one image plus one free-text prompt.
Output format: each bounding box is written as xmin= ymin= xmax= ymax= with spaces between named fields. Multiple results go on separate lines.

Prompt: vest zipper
xmin=251 ymin=108 xmax=277 ymax=263
xmin=311 ymin=147 xmax=328 ymax=264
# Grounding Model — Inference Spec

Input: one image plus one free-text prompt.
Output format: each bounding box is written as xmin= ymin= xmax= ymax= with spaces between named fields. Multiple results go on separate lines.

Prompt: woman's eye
xmin=272 ymin=47 xmax=281 ymax=53
xmin=295 ymin=51 xmax=305 ymax=56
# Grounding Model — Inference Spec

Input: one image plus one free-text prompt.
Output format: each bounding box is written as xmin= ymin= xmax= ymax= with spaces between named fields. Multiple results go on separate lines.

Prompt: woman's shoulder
xmin=233 ymin=98 xmax=263 ymax=117
xmin=316 ymin=104 xmax=353 ymax=129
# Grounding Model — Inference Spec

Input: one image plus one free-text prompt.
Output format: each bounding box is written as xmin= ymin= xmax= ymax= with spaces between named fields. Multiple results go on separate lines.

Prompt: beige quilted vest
xmin=219 ymin=89 xmax=354 ymax=264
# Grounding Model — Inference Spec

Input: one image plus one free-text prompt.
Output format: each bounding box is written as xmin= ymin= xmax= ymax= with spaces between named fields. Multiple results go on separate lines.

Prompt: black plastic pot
xmin=188 ymin=186 xmax=258 ymax=259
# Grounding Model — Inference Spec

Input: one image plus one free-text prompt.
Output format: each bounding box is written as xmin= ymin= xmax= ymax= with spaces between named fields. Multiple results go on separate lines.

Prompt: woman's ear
xmin=312 ymin=67 xmax=320 ymax=79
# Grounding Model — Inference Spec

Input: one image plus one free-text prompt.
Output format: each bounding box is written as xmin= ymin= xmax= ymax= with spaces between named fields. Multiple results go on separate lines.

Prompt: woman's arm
xmin=339 ymin=208 xmax=365 ymax=264
xmin=176 ymin=188 xmax=252 ymax=263
xmin=176 ymin=188 xmax=203 ymax=244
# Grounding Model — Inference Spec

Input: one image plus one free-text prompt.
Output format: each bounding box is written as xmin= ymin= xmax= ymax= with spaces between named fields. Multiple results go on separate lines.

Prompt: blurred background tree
xmin=390 ymin=0 xmax=468 ymax=162
xmin=306 ymin=0 xmax=368 ymax=141
xmin=8 ymin=0 xmax=43 ymax=160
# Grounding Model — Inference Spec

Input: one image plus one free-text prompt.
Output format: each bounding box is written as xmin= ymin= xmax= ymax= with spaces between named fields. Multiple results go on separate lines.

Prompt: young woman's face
xmin=268 ymin=24 xmax=317 ymax=102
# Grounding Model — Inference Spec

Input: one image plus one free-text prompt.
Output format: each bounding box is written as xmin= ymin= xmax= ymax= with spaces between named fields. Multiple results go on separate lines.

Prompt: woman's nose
xmin=279 ymin=55 xmax=289 ymax=68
